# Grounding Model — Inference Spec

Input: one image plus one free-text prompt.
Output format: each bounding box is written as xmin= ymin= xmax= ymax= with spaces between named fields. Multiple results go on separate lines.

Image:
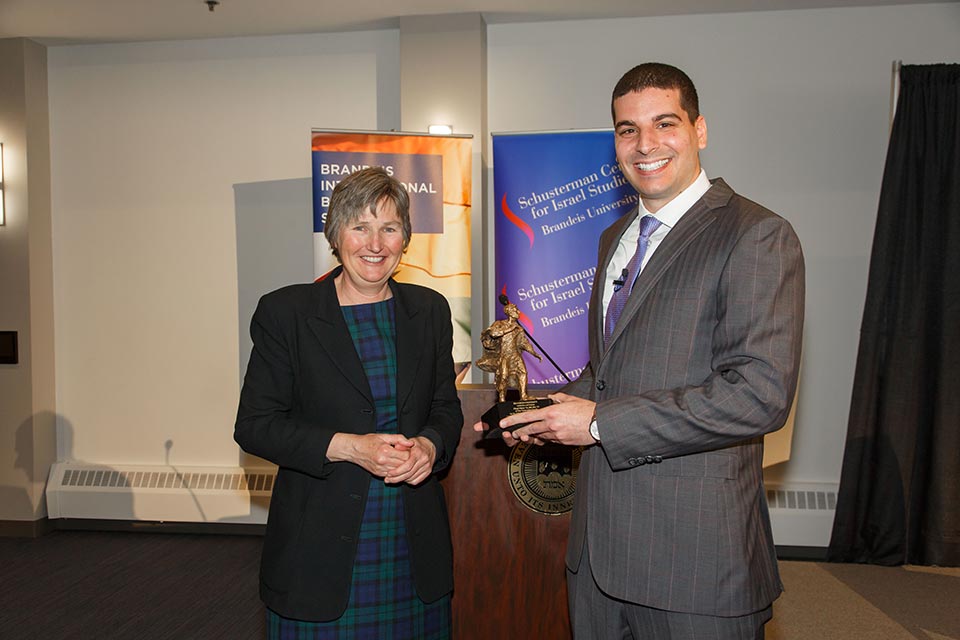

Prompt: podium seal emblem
xmin=508 ymin=442 xmax=582 ymax=515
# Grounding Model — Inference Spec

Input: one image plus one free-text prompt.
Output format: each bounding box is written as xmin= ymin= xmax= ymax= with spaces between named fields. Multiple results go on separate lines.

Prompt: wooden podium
xmin=442 ymin=385 xmax=572 ymax=639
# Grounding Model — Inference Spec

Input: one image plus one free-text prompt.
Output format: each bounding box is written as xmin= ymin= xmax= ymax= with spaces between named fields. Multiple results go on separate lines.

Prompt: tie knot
xmin=639 ymin=215 xmax=661 ymax=239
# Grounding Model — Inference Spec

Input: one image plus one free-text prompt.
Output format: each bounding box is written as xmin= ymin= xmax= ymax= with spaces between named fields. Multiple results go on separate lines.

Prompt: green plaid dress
xmin=268 ymin=299 xmax=451 ymax=640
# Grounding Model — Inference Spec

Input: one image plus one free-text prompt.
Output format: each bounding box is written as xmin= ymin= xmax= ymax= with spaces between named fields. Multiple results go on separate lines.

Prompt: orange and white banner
xmin=311 ymin=130 xmax=473 ymax=363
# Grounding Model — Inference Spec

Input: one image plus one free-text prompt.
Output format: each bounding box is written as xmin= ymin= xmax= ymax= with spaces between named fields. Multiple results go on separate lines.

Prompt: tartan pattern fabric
xmin=267 ymin=299 xmax=451 ymax=639
xmin=344 ymin=300 xmax=399 ymax=433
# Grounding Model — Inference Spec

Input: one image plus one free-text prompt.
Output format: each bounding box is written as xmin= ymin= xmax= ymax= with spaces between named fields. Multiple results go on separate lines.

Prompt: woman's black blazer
xmin=235 ymin=268 xmax=463 ymax=621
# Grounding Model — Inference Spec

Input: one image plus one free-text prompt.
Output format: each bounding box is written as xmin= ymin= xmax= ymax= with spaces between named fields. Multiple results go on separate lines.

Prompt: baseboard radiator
xmin=45 ymin=462 xmax=276 ymax=524
xmin=765 ymin=482 xmax=838 ymax=547
xmin=45 ymin=463 xmax=837 ymax=546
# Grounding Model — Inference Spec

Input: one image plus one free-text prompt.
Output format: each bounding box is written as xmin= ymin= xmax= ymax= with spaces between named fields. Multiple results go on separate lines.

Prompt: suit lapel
xmin=591 ymin=209 xmax=637 ymax=365
xmin=604 ymin=180 xmax=732 ymax=353
xmin=305 ymin=269 xmax=373 ymax=403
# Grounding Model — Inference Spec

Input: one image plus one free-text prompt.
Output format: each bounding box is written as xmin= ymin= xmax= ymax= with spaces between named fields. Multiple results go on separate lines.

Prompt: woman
xmin=235 ymin=167 xmax=463 ymax=638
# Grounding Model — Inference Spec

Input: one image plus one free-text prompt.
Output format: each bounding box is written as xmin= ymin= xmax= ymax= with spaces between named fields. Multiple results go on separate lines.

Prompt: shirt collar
xmin=640 ymin=169 xmax=710 ymax=229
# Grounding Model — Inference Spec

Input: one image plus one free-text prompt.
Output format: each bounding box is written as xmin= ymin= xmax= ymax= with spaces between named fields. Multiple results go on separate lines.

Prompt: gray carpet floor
xmin=1 ymin=531 xmax=957 ymax=639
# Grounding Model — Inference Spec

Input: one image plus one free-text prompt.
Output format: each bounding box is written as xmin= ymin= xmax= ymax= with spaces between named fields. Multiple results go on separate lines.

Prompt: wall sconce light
xmin=427 ymin=124 xmax=453 ymax=135
xmin=0 ymin=143 xmax=5 ymax=226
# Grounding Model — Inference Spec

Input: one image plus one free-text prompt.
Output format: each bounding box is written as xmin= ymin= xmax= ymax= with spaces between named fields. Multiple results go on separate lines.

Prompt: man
xmin=480 ymin=63 xmax=804 ymax=638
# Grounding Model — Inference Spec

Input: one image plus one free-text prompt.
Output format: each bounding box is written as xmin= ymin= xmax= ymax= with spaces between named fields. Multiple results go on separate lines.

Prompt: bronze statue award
xmin=476 ymin=302 xmax=553 ymax=440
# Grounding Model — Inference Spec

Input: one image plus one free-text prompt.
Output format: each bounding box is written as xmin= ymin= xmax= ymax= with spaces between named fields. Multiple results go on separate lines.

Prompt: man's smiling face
xmin=613 ymin=87 xmax=707 ymax=213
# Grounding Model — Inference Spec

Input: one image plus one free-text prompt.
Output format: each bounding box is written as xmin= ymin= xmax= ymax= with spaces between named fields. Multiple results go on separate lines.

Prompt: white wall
xmin=43 ymin=3 xmax=960 ymax=490
xmin=487 ymin=3 xmax=960 ymax=486
xmin=48 ymin=31 xmax=399 ymax=467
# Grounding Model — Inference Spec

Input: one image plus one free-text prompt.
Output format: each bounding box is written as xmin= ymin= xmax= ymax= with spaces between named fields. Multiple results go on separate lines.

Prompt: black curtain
xmin=828 ymin=64 xmax=960 ymax=566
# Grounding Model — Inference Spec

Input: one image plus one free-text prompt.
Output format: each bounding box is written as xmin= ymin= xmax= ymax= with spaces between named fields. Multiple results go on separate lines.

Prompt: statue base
xmin=480 ymin=397 xmax=553 ymax=440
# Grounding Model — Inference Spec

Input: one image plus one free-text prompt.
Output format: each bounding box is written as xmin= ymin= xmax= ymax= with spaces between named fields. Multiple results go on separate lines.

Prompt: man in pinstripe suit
xmin=493 ymin=63 xmax=805 ymax=638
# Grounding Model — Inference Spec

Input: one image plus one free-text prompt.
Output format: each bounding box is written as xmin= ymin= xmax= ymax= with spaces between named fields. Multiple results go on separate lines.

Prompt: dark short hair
xmin=324 ymin=166 xmax=412 ymax=259
xmin=611 ymin=63 xmax=700 ymax=123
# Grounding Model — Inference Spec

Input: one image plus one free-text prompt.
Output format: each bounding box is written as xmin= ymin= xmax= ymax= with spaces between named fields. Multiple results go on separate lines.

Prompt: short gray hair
xmin=324 ymin=166 xmax=412 ymax=260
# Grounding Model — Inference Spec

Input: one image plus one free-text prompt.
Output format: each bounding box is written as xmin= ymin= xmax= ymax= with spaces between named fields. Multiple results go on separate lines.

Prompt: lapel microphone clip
xmin=612 ymin=268 xmax=629 ymax=292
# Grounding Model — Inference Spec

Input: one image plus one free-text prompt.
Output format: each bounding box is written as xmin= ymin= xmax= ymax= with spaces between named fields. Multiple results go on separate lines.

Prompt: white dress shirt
xmin=601 ymin=170 xmax=711 ymax=315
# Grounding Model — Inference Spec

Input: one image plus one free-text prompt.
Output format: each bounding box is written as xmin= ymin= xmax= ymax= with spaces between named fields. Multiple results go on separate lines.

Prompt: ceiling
xmin=0 ymin=0 xmax=948 ymax=45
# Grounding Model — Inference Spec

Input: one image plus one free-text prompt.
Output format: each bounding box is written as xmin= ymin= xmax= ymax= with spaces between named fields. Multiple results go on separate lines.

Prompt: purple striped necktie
xmin=604 ymin=215 xmax=662 ymax=345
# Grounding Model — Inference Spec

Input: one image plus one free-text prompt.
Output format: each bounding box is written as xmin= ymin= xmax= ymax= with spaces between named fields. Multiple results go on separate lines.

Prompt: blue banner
xmin=492 ymin=130 xmax=636 ymax=384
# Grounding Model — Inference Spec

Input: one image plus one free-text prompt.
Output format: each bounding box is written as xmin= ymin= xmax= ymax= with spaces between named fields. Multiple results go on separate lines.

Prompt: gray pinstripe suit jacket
xmin=564 ymin=178 xmax=804 ymax=617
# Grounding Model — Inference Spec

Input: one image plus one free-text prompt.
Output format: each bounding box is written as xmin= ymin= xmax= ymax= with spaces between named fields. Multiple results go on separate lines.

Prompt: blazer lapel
xmin=305 ymin=270 xmax=373 ymax=403
xmin=392 ymin=281 xmax=424 ymax=412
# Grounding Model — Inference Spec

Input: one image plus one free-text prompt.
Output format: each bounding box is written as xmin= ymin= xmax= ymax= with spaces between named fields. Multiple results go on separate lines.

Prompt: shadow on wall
xmin=6 ymin=415 xmax=271 ymax=525
xmin=234 ymin=177 xmax=313 ymax=476
xmin=0 ymin=414 xmax=48 ymax=521
xmin=1 ymin=413 xmax=136 ymax=522
xmin=234 ymin=177 xmax=314 ymax=390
